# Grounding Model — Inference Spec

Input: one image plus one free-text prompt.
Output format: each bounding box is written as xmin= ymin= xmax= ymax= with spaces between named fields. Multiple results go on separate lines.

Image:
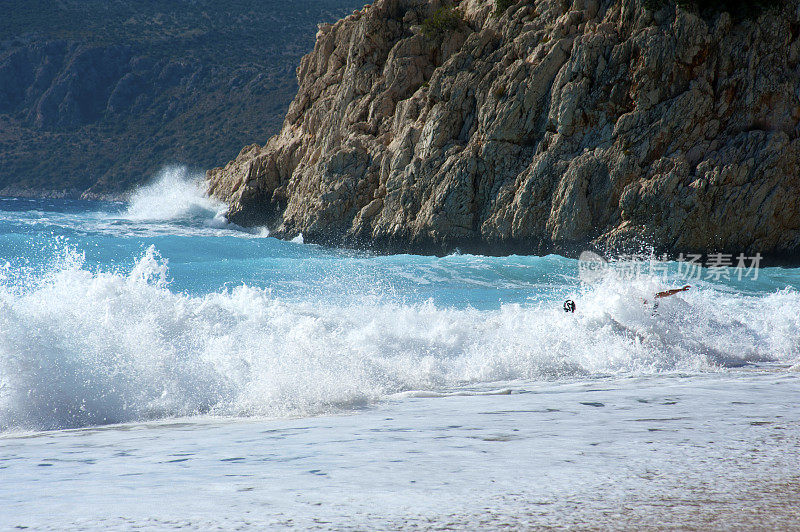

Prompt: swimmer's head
xmin=563 ymin=299 xmax=576 ymax=313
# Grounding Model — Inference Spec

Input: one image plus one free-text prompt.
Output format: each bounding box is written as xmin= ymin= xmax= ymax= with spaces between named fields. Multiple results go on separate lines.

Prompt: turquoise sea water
xmin=1 ymin=168 xmax=799 ymax=432
xmin=1 ymin=169 xmax=799 ymax=529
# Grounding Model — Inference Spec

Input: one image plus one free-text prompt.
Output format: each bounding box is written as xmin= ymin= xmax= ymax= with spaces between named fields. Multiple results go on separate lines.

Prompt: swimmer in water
xmin=563 ymin=285 xmax=691 ymax=313
xmin=644 ymin=285 xmax=691 ymax=310
xmin=653 ymin=285 xmax=691 ymax=300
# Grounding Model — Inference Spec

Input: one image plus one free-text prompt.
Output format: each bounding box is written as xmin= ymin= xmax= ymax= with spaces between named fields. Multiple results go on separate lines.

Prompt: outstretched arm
xmin=654 ymin=285 xmax=691 ymax=299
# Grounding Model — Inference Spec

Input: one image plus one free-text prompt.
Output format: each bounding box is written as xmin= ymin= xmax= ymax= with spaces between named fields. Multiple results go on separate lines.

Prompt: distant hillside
xmin=0 ymin=0 xmax=363 ymax=198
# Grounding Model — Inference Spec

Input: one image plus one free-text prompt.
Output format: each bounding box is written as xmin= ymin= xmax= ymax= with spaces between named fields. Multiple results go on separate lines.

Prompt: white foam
xmin=0 ymin=248 xmax=797 ymax=432
xmin=123 ymin=166 xmax=226 ymax=223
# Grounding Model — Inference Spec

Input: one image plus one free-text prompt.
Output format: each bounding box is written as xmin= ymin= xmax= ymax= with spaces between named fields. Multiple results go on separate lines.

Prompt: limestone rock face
xmin=207 ymin=0 xmax=800 ymax=260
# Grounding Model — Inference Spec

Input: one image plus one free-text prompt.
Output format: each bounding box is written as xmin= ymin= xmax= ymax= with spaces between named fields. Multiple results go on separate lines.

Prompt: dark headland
xmin=0 ymin=0 xmax=363 ymax=199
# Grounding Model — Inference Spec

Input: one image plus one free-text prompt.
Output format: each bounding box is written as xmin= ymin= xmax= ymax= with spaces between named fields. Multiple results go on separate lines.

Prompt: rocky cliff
xmin=207 ymin=0 xmax=800 ymax=260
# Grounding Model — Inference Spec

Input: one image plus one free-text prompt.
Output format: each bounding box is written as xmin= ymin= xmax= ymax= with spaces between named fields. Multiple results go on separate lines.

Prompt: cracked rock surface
xmin=207 ymin=0 xmax=800 ymax=259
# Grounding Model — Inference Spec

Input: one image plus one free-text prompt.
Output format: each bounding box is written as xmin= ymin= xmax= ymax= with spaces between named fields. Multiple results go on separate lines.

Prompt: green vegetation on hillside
xmin=0 ymin=0 xmax=363 ymax=197
xmin=0 ymin=0 xmax=353 ymax=67
xmin=421 ymin=7 xmax=464 ymax=39
xmin=493 ymin=0 xmax=518 ymax=18
xmin=643 ymin=0 xmax=783 ymax=18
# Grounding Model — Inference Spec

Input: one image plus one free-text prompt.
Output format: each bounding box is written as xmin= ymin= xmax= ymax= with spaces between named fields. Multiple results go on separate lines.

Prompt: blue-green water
xmin=1 ymin=170 xmax=799 ymax=433
xmin=2 ymin=170 xmax=800 ymax=530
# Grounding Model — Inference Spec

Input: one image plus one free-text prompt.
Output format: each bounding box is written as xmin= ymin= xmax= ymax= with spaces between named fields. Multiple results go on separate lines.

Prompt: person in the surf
xmin=642 ymin=284 xmax=691 ymax=315
xmin=651 ymin=285 xmax=691 ymax=301
xmin=563 ymin=285 xmax=691 ymax=313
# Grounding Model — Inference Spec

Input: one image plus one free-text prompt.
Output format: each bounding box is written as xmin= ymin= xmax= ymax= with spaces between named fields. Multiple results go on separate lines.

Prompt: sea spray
xmin=1 ymin=245 xmax=798 ymax=432
xmin=124 ymin=166 xmax=226 ymax=223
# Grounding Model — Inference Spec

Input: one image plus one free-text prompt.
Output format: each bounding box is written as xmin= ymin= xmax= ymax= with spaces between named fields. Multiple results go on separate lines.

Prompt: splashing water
xmin=123 ymin=166 xmax=228 ymax=225
xmin=1 ymin=239 xmax=798 ymax=432
xmin=2 ymin=193 xmax=800 ymax=532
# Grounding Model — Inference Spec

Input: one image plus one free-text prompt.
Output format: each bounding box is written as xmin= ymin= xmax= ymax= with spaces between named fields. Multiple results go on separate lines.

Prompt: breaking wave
xmin=0 ymin=246 xmax=798 ymax=432
xmin=122 ymin=166 xmax=236 ymax=230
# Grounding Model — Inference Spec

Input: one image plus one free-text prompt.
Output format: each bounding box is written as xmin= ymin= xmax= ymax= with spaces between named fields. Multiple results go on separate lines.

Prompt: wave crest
xmin=0 ymin=247 xmax=797 ymax=432
xmin=124 ymin=166 xmax=226 ymax=223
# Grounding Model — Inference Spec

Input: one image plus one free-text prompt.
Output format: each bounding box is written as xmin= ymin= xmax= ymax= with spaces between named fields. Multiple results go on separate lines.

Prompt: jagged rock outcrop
xmin=207 ymin=0 xmax=800 ymax=260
